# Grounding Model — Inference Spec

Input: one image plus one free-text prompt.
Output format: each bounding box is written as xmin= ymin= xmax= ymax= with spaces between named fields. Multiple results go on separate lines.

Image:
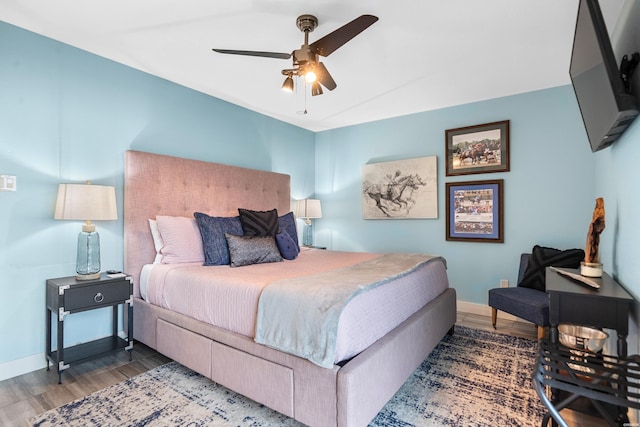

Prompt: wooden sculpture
xmin=584 ymin=197 xmax=605 ymax=264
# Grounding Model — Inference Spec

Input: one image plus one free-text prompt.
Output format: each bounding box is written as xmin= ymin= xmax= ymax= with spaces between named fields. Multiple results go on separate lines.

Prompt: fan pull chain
xmin=303 ymin=79 xmax=308 ymax=114
xmin=296 ymin=77 xmax=308 ymax=115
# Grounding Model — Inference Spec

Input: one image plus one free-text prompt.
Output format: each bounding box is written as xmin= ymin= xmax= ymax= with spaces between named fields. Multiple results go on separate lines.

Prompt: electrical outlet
xmin=0 ymin=175 xmax=16 ymax=191
xmin=500 ymin=279 xmax=509 ymax=288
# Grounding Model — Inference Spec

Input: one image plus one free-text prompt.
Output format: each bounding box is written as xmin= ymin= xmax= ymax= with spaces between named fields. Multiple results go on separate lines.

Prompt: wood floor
xmin=0 ymin=312 xmax=608 ymax=426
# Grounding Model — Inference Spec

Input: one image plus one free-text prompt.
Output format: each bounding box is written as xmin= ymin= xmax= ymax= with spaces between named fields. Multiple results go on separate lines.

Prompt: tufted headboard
xmin=124 ymin=150 xmax=291 ymax=297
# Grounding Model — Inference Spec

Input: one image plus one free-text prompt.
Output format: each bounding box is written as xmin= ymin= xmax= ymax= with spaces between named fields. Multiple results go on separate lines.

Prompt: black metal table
xmin=533 ymin=339 xmax=640 ymax=427
xmin=542 ymin=267 xmax=636 ymax=425
xmin=46 ymin=273 xmax=134 ymax=383
xmin=546 ymin=268 xmax=634 ymax=358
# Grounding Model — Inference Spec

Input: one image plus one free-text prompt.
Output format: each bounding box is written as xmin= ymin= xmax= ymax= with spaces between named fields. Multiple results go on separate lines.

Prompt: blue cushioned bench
xmin=488 ymin=253 xmax=548 ymax=340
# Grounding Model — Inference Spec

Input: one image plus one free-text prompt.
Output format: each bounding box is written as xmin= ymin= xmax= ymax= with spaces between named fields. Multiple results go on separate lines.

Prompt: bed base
xmin=134 ymin=287 xmax=456 ymax=427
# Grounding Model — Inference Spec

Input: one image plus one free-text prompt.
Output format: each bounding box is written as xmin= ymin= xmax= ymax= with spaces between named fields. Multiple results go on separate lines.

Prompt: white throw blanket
xmin=254 ymin=253 xmax=444 ymax=368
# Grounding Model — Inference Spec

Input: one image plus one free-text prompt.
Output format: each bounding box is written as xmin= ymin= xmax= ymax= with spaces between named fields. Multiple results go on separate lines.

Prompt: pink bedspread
xmin=144 ymin=248 xmax=449 ymax=363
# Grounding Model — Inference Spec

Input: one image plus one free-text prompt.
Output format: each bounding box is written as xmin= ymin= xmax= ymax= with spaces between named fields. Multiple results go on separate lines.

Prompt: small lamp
xmin=281 ymin=75 xmax=294 ymax=93
xmin=296 ymin=199 xmax=322 ymax=246
xmin=311 ymin=81 xmax=323 ymax=96
xmin=54 ymin=181 xmax=118 ymax=280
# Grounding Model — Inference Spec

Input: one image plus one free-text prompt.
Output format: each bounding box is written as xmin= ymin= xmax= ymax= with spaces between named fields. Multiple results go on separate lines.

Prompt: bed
xmin=124 ymin=150 xmax=457 ymax=427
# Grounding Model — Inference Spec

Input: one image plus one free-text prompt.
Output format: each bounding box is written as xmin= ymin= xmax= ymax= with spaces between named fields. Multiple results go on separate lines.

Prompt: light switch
xmin=0 ymin=175 xmax=17 ymax=191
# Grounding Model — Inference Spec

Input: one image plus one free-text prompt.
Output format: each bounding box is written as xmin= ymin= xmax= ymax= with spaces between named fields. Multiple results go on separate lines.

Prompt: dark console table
xmin=539 ymin=267 xmax=637 ymax=426
xmin=546 ymin=267 xmax=634 ymax=358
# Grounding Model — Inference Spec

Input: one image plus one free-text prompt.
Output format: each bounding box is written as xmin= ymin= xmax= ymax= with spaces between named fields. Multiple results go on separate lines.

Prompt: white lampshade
xmin=54 ymin=182 xmax=117 ymax=280
xmin=296 ymin=199 xmax=322 ymax=219
xmin=54 ymin=183 xmax=118 ymax=222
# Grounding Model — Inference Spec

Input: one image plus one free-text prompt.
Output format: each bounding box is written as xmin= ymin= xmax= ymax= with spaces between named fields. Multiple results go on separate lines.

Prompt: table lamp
xmin=54 ymin=181 xmax=117 ymax=280
xmin=296 ymin=199 xmax=322 ymax=246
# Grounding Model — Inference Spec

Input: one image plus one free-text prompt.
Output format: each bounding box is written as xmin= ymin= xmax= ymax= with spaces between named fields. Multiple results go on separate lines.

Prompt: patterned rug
xmin=31 ymin=326 xmax=547 ymax=426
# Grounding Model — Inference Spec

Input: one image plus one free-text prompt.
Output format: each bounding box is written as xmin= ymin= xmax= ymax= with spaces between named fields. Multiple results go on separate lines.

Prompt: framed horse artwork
xmin=362 ymin=156 xmax=437 ymax=219
xmin=445 ymin=179 xmax=504 ymax=243
xmin=445 ymin=120 xmax=510 ymax=176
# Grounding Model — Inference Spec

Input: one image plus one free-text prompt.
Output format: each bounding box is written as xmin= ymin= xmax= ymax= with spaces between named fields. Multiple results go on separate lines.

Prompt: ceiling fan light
xmin=305 ymin=70 xmax=317 ymax=83
xmin=311 ymin=81 xmax=323 ymax=96
xmin=281 ymin=75 xmax=294 ymax=93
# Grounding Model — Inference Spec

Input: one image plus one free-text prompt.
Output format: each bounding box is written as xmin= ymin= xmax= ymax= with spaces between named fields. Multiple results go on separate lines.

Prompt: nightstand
xmin=46 ymin=274 xmax=133 ymax=383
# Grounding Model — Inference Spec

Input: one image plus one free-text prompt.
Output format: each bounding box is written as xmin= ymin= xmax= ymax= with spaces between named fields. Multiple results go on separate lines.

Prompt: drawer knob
xmin=94 ymin=292 xmax=104 ymax=303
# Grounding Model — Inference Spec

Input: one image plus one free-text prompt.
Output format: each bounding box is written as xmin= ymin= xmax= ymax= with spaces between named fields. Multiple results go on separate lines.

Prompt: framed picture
xmin=445 ymin=179 xmax=503 ymax=243
xmin=362 ymin=156 xmax=437 ymax=219
xmin=445 ymin=120 xmax=509 ymax=176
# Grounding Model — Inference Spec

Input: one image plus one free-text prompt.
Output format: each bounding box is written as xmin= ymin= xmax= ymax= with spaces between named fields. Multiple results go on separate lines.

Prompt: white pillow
xmin=155 ymin=216 xmax=205 ymax=264
xmin=148 ymin=219 xmax=164 ymax=264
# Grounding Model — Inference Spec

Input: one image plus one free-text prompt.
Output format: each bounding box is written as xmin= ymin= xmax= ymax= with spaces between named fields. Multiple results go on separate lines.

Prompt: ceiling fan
xmin=212 ymin=14 xmax=378 ymax=96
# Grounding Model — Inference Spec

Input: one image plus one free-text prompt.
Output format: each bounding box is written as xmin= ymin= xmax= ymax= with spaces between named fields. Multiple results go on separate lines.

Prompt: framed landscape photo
xmin=445 ymin=179 xmax=503 ymax=243
xmin=445 ymin=120 xmax=509 ymax=176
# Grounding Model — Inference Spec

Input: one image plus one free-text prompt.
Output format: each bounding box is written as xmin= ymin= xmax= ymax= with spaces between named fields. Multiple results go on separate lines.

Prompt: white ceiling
xmin=0 ymin=0 xmax=626 ymax=132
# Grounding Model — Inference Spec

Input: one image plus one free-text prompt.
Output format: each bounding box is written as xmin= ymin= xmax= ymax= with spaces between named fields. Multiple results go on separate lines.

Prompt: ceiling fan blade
xmin=212 ymin=49 xmax=291 ymax=60
xmin=315 ymin=62 xmax=337 ymax=91
xmin=310 ymin=15 xmax=378 ymax=57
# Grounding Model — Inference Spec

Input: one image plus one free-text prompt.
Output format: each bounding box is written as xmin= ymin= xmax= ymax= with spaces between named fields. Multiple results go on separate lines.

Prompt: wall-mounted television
xmin=569 ymin=0 xmax=638 ymax=152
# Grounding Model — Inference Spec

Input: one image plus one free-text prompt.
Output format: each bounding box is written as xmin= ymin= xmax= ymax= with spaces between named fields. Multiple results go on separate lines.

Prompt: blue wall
xmin=315 ymin=87 xmax=596 ymax=304
xmin=1 ymin=15 xmax=638 ymax=381
xmin=596 ymin=117 xmax=640 ymax=355
xmin=0 ymin=21 xmax=315 ymax=377
xmin=598 ymin=117 xmax=640 ymax=297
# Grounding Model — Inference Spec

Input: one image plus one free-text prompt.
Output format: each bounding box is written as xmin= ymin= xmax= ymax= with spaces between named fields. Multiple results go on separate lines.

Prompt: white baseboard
xmin=0 ymin=353 xmax=46 ymax=382
xmin=1 ymin=331 xmax=119 ymax=382
xmin=457 ymin=299 xmax=522 ymax=322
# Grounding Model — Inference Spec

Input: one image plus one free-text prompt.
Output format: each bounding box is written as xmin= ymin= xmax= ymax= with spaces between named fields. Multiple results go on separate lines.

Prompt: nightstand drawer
xmin=64 ymin=280 xmax=131 ymax=311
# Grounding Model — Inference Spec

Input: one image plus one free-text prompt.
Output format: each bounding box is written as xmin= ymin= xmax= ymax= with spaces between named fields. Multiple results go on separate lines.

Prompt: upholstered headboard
xmin=124 ymin=150 xmax=291 ymax=297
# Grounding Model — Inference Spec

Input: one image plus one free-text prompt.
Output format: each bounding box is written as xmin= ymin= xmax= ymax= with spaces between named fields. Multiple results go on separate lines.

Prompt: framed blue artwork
xmin=445 ymin=179 xmax=503 ymax=243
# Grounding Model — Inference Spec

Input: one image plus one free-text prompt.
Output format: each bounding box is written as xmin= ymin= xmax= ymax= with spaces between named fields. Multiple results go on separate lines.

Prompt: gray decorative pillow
xmin=225 ymin=233 xmax=283 ymax=267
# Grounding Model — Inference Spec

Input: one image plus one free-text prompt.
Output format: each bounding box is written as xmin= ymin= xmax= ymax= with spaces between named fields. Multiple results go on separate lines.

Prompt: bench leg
xmin=538 ymin=326 xmax=546 ymax=340
xmin=491 ymin=308 xmax=497 ymax=329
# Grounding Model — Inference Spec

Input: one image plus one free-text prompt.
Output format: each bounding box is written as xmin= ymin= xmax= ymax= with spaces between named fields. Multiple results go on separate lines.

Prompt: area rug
xmin=31 ymin=326 xmax=547 ymax=426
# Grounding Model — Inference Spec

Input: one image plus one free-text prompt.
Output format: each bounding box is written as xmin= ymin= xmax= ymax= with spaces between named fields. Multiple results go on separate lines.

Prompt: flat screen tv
xmin=570 ymin=0 xmax=638 ymax=152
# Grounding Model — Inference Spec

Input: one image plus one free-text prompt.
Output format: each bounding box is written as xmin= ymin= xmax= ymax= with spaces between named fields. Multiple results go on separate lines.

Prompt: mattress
xmin=141 ymin=248 xmax=449 ymax=364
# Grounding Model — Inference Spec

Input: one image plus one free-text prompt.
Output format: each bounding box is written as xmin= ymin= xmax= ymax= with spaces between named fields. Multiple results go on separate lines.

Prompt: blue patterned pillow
xmin=194 ymin=212 xmax=243 ymax=265
xmin=238 ymin=208 xmax=279 ymax=237
xmin=278 ymin=211 xmax=299 ymax=251
xmin=225 ymin=233 xmax=283 ymax=267
xmin=275 ymin=231 xmax=299 ymax=260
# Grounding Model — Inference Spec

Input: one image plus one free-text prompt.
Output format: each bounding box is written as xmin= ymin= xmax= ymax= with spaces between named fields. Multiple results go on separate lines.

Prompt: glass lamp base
xmin=76 ymin=272 xmax=101 ymax=281
xmin=77 ymin=230 xmax=101 ymax=280
xmin=302 ymin=223 xmax=313 ymax=246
